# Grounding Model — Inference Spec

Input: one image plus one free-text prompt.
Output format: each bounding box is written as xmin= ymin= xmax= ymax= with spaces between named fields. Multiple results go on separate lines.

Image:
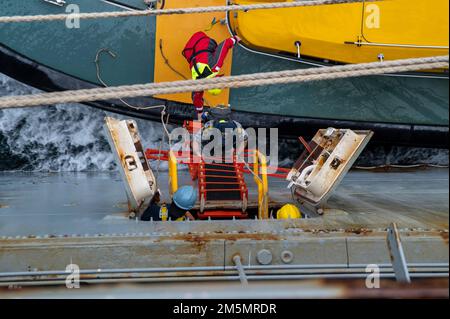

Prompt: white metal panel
xmin=104 ymin=117 xmax=156 ymax=213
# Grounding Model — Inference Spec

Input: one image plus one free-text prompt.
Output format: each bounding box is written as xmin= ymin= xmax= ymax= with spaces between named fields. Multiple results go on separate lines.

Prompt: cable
xmin=159 ymin=39 xmax=187 ymax=81
xmin=95 ymin=47 xmax=173 ymax=179
xmin=94 ymin=47 xmax=166 ymax=111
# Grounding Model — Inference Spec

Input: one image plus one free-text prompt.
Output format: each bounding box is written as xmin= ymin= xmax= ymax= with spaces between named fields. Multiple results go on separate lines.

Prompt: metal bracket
xmin=294 ymin=41 xmax=302 ymax=59
xmin=143 ymin=0 xmax=164 ymax=10
xmin=233 ymin=255 xmax=248 ymax=285
xmin=386 ymin=223 xmax=411 ymax=283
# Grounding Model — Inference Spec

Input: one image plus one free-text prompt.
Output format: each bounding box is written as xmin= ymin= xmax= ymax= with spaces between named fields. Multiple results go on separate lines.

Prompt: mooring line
xmin=0 ymin=1 xmax=379 ymax=23
xmin=0 ymin=56 xmax=447 ymax=109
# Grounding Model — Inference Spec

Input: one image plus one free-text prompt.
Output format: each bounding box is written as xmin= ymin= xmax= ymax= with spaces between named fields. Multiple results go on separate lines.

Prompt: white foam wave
xmin=0 ymin=73 xmax=168 ymax=171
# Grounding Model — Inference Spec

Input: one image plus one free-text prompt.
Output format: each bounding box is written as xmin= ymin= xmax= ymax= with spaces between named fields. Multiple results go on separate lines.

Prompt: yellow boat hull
xmin=229 ymin=0 xmax=449 ymax=70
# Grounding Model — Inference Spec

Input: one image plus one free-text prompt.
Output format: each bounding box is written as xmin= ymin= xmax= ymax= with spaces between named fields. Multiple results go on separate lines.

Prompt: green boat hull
xmin=0 ymin=0 xmax=448 ymax=146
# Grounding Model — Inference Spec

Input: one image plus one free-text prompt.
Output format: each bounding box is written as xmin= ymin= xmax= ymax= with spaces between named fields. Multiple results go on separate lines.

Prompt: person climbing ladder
xmin=182 ymin=31 xmax=241 ymax=119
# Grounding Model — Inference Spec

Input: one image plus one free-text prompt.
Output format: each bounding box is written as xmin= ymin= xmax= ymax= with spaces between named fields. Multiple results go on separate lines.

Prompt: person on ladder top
xmin=182 ymin=31 xmax=241 ymax=120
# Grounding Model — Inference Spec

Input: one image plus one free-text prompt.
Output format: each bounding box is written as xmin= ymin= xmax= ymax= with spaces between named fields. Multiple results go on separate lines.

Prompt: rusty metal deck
xmin=0 ymin=168 xmax=448 ymax=287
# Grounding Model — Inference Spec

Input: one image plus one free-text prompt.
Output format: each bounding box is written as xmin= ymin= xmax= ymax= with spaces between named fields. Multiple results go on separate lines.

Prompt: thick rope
xmin=0 ymin=56 xmax=447 ymax=109
xmin=0 ymin=0 xmax=378 ymax=23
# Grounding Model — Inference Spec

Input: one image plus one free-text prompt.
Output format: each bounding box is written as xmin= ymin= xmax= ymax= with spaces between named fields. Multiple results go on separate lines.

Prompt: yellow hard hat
xmin=277 ymin=204 xmax=302 ymax=219
xmin=208 ymin=88 xmax=222 ymax=96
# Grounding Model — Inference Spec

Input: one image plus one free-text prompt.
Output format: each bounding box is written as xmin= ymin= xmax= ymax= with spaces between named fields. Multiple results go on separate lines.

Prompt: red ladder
xmin=197 ymin=157 xmax=248 ymax=219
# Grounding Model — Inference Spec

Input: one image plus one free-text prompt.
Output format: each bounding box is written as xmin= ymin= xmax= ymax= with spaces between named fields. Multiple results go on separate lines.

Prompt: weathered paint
xmin=104 ymin=117 xmax=157 ymax=213
xmin=0 ymin=228 xmax=447 ymax=278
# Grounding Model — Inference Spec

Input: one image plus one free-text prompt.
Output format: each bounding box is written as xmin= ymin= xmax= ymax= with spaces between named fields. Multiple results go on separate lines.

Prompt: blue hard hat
xmin=173 ymin=186 xmax=198 ymax=211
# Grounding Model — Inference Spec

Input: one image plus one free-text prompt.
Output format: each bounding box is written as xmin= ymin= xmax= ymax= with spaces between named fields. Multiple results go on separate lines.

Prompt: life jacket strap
xmin=159 ymin=205 xmax=168 ymax=222
xmin=191 ymin=63 xmax=217 ymax=80
xmin=189 ymin=49 xmax=215 ymax=63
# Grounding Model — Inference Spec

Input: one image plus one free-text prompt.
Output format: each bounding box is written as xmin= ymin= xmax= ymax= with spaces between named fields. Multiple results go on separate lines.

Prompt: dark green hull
xmin=0 ymin=0 xmax=448 ymax=146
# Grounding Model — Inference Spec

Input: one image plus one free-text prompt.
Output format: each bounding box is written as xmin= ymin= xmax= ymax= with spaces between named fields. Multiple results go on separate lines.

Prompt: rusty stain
xmin=339 ymin=278 xmax=449 ymax=299
xmin=0 ymin=204 xmax=9 ymax=209
xmin=440 ymin=231 xmax=449 ymax=245
xmin=2 ymin=227 xmax=448 ymax=247
xmin=159 ymin=232 xmax=281 ymax=243
xmin=285 ymin=227 xmax=374 ymax=236
xmin=347 ymin=228 xmax=373 ymax=235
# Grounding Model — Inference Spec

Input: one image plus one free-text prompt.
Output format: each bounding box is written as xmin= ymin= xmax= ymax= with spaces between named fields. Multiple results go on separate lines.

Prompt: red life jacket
xmin=182 ymin=31 xmax=217 ymax=70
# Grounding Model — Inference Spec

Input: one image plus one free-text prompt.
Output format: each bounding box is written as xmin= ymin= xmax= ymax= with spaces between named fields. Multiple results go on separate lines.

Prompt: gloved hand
xmin=201 ymin=111 xmax=209 ymax=122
